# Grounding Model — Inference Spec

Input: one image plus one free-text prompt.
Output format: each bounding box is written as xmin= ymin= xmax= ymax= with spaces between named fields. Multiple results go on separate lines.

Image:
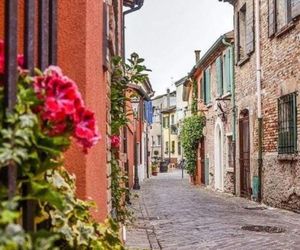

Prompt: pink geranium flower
xmin=0 ymin=40 xmax=25 ymax=74
xmin=111 ymin=135 xmax=121 ymax=149
xmin=33 ymin=66 xmax=100 ymax=152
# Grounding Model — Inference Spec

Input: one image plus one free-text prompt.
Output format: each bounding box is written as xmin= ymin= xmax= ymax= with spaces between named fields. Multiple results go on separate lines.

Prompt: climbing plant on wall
xmin=181 ymin=115 xmax=205 ymax=176
xmin=110 ymin=53 xmax=150 ymax=224
xmin=191 ymin=78 xmax=198 ymax=115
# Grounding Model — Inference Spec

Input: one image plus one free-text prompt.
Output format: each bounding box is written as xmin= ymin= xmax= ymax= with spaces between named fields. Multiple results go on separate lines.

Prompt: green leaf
xmin=29 ymin=181 xmax=65 ymax=211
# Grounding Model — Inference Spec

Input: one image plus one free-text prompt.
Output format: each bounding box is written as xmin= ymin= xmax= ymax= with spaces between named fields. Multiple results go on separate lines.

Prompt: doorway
xmin=239 ymin=110 xmax=251 ymax=197
xmin=214 ymin=118 xmax=224 ymax=191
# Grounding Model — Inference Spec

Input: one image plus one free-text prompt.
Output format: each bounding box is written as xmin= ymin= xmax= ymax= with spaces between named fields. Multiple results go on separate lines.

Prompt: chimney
xmin=167 ymin=88 xmax=170 ymax=108
xmin=194 ymin=50 xmax=201 ymax=64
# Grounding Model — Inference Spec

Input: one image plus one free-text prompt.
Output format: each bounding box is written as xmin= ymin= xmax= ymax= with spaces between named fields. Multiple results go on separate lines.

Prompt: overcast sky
xmin=125 ymin=0 xmax=233 ymax=96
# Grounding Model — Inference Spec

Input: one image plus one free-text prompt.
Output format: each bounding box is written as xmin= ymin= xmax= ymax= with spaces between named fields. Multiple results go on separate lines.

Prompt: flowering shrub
xmin=0 ymin=41 xmax=124 ymax=249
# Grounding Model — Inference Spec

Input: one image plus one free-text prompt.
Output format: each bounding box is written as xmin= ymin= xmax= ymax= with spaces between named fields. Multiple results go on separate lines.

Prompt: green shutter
xmin=229 ymin=47 xmax=233 ymax=93
xmin=201 ymin=76 xmax=205 ymax=103
xmin=225 ymin=48 xmax=232 ymax=93
xmin=216 ymin=57 xmax=223 ymax=96
xmin=205 ymin=68 xmax=211 ymax=103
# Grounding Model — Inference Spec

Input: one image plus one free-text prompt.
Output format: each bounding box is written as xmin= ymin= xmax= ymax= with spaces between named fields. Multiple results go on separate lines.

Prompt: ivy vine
xmin=191 ymin=78 xmax=198 ymax=115
xmin=181 ymin=115 xmax=205 ymax=175
xmin=110 ymin=53 xmax=150 ymax=224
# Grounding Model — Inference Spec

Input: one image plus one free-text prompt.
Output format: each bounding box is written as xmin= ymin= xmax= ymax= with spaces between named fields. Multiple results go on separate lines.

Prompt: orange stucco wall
xmin=57 ymin=0 xmax=108 ymax=221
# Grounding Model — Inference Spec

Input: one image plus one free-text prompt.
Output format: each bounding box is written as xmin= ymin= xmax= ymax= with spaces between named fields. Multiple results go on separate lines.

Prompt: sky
xmin=125 ymin=0 xmax=233 ymax=96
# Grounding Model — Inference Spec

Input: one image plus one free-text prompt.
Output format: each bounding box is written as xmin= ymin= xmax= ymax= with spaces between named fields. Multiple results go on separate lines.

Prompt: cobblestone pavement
xmin=126 ymin=169 xmax=300 ymax=250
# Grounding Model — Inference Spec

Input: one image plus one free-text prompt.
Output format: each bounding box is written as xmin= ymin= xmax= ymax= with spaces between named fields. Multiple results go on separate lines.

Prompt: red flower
xmin=32 ymin=66 xmax=100 ymax=152
xmin=0 ymin=40 xmax=25 ymax=74
xmin=74 ymin=107 xmax=100 ymax=150
xmin=111 ymin=135 xmax=121 ymax=149
xmin=17 ymin=54 xmax=24 ymax=69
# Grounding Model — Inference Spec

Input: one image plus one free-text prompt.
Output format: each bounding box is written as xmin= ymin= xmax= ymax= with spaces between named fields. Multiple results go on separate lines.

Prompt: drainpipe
xmin=167 ymin=89 xmax=171 ymax=163
xmin=122 ymin=0 xmax=144 ymax=59
xmin=222 ymin=37 xmax=236 ymax=196
xmin=255 ymin=0 xmax=263 ymax=203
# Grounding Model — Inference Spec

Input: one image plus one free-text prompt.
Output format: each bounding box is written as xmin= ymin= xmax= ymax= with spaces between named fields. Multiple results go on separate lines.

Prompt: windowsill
xmin=237 ymin=56 xmax=250 ymax=67
xmin=274 ymin=22 xmax=296 ymax=38
xmin=222 ymin=92 xmax=232 ymax=99
xmin=277 ymin=153 xmax=298 ymax=161
xmin=226 ymin=167 xmax=234 ymax=173
xmin=206 ymin=103 xmax=213 ymax=108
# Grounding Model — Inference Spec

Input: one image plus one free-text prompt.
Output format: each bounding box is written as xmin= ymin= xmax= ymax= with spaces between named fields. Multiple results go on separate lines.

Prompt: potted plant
xmin=152 ymin=164 xmax=158 ymax=176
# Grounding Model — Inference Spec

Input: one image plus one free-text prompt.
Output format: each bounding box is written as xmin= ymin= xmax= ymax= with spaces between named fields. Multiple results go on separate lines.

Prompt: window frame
xmin=171 ymin=141 xmax=175 ymax=154
xmin=278 ymin=92 xmax=297 ymax=155
xmin=178 ymin=141 xmax=182 ymax=155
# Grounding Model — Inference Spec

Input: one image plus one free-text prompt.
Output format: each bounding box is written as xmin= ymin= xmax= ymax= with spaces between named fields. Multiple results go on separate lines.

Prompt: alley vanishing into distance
xmin=126 ymin=170 xmax=300 ymax=250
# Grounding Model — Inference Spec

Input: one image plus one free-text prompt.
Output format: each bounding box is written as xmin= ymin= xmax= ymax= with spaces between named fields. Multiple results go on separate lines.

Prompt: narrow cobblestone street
xmin=126 ymin=170 xmax=300 ymax=250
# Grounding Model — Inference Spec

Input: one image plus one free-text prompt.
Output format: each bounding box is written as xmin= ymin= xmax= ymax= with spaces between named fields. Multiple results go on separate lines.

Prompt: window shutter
xmin=236 ymin=11 xmax=240 ymax=62
xmin=205 ymin=68 xmax=211 ymax=104
xmin=268 ymin=0 xmax=276 ymax=37
xmin=216 ymin=57 xmax=223 ymax=96
xmin=246 ymin=0 xmax=255 ymax=55
xmin=201 ymin=76 xmax=205 ymax=102
xmin=291 ymin=0 xmax=300 ymax=18
xmin=226 ymin=48 xmax=233 ymax=93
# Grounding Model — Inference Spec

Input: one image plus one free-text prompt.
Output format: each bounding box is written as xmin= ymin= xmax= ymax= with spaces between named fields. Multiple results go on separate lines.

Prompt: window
xmin=269 ymin=0 xmax=300 ymax=36
xmin=178 ymin=142 xmax=181 ymax=155
xmin=171 ymin=114 xmax=175 ymax=125
xmin=157 ymin=135 xmax=161 ymax=146
xmin=227 ymin=136 xmax=234 ymax=169
xmin=171 ymin=141 xmax=175 ymax=154
xmin=278 ymin=92 xmax=297 ymax=154
xmin=163 ymin=116 xmax=169 ymax=128
xmin=152 ymin=136 xmax=155 ymax=146
xmin=165 ymin=141 xmax=169 ymax=154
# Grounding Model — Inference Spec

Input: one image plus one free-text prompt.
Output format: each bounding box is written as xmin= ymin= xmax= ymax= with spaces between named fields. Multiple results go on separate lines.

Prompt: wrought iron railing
xmin=1 ymin=0 xmax=57 ymax=231
xmin=278 ymin=92 xmax=297 ymax=154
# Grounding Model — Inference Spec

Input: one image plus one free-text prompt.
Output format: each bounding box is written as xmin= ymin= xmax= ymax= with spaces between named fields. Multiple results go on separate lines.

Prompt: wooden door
xmin=239 ymin=110 xmax=251 ymax=197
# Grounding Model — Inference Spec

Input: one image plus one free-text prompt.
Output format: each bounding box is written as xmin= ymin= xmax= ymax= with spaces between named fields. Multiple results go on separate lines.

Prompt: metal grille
xmin=278 ymin=92 xmax=297 ymax=154
xmin=1 ymin=0 xmax=57 ymax=232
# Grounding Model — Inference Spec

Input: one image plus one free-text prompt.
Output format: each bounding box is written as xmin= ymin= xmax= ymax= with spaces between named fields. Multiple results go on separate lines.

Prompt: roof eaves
xmin=127 ymin=83 xmax=151 ymax=101
xmin=218 ymin=0 xmax=235 ymax=5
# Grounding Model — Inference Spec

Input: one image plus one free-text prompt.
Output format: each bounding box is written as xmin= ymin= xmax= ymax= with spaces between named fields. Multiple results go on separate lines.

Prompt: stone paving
xmin=125 ymin=169 xmax=300 ymax=250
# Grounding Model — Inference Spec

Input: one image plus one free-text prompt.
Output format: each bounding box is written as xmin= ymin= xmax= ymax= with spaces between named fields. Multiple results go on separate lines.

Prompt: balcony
xmin=171 ymin=124 xmax=178 ymax=135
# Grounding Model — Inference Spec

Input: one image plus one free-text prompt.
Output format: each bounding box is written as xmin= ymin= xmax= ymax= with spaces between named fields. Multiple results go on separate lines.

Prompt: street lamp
xmin=131 ymin=95 xmax=141 ymax=190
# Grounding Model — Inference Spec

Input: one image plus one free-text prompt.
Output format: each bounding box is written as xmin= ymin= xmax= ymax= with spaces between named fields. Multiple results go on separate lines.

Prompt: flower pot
xmin=152 ymin=171 xmax=158 ymax=176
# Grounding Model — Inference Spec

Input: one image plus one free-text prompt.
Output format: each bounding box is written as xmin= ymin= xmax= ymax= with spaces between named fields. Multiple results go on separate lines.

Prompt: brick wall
xmin=260 ymin=0 xmax=300 ymax=211
xmin=197 ymin=45 xmax=235 ymax=193
xmin=233 ymin=0 xmax=300 ymax=211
